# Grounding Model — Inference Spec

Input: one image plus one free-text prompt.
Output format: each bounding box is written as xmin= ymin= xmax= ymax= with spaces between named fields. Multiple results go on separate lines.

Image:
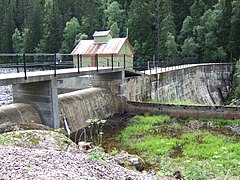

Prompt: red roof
xmin=71 ymin=37 xmax=135 ymax=55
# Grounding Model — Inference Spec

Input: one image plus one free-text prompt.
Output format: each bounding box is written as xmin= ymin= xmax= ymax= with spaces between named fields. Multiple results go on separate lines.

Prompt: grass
xmin=117 ymin=115 xmax=174 ymax=140
xmin=189 ymin=117 xmax=240 ymax=126
xmin=116 ymin=115 xmax=240 ymax=179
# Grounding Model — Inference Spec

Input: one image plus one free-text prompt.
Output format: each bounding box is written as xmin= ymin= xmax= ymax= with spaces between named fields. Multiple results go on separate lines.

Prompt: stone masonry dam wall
xmin=149 ymin=64 xmax=234 ymax=105
xmin=93 ymin=64 xmax=235 ymax=106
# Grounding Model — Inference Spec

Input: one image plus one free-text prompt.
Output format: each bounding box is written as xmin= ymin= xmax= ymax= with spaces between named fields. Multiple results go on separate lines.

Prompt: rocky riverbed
xmin=0 ymin=145 xmax=159 ymax=180
xmin=0 ymin=130 xmax=160 ymax=180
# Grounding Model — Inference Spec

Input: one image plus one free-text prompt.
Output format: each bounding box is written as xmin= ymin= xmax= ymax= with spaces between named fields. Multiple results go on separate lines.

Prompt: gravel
xmin=0 ymin=146 xmax=159 ymax=180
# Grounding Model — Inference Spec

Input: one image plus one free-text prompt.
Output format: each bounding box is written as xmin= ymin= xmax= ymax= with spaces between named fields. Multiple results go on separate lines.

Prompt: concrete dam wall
xmin=0 ymin=88 xmax=117 ymax=132
xmin=0 ymin=103 xmax=41 ymax=125
xmin=58 ymin=88 xmax=117 ymax=133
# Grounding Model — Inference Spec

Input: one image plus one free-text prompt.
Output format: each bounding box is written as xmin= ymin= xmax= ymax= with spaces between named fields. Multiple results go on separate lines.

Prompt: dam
xmin=0 ymin=63 xmax=239 ymax=134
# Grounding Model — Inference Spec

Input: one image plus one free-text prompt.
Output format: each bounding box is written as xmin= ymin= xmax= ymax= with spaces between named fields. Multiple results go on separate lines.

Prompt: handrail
xmin=0 ymin=53 xmax=234 ymax=79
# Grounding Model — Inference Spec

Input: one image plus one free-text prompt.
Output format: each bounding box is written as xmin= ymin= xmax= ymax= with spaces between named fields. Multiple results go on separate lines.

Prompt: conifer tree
xmin=60 ymin=17 xmax=81 ymax=53
xmin=24 ymin=0 xmax=43 ymax=53
xmin=190 ymin=0 xmax=206 ymax=26
xmin=181 ymin=37 xmax=198 ymax=62
xmin=80 ymin=0 xmax=102 ymax=37
xmin=158 ymin=0 xmax=177 ymax=60
xmin=15 ymin=0 xmax=30 ymax=30
xmin=36 ymin=0 xmax=63 ymax=53
xmin=165 ymin=32 xmax=180 ymax=65
xmin=127 ymin=0 xmax=155 ymax=66
xmin=0 ymin=1 xmax=16 ymax=53
xmin=230 ymin=0 xmax=240 ymax=60
xmin=104 ymin=1 xmax=125 ymax=37
xmin=110 ymin=22 xmax=120 ymax=38
xmin=12 ymin=28 xmax=23 ymax=53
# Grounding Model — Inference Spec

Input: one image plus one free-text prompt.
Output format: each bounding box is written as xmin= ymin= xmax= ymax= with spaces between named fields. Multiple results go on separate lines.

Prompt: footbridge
xmin=0 ymin=66 xmax=140 ymax=129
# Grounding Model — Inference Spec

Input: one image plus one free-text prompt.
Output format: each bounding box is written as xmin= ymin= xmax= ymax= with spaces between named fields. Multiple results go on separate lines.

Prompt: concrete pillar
xmin=12 ymin=78 xmax=59 ymax=129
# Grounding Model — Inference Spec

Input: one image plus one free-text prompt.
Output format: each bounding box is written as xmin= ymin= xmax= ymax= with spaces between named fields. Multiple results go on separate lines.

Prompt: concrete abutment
xmin=12 ymin=78 xmax=59 ymax=128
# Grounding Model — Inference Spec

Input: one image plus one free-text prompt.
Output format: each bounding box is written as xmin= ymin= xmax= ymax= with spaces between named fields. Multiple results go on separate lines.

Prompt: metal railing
xmin=133 ymin=56 xmax=236 ymax=74
xmin=0 ymin=53 xmax=235 ymax=79
xmin=0 ymin=53 xmax=134 ymax=79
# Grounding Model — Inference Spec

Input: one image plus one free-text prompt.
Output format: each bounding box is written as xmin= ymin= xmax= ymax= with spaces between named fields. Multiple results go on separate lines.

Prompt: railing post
xmin=23 ymin=53 xmax=27 ymax=80
xmin=156 ymin=60 xmax=157 ymax=74
xmin=77 ymin=54 xmax=80 ymax=73
xmin=150 ymin=62 xmax=152 ymax=75
xmin=111 ymin=54 xmax=114 ymax=70
xmin=80 ymin=54 xmax=83 ymax=68
xmin=54 ymin=53 xmax=57 ymax=77
xmin=16 ymin=54 xmax=19 ymax=73
xmin=95 ymin=54 xmax=98 ymax=72
xmin=124 ymin=54 xmax=126 ymax=69
xmin=144 ymin=61 xmax=146 ymax=74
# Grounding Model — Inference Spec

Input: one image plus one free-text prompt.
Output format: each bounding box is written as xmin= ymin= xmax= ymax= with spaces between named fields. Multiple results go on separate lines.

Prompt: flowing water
xmin=0 ymin=67 xmax=52 ymax=107
xmin=0 ymin=68 xmax=16 ymax=107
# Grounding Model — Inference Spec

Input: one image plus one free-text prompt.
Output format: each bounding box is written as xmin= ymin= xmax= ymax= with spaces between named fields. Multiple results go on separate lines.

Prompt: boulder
xmin=114 ymin=151 xmax=145 ymax=172
xmin=0 ymin=130 xmax=77 ymax=151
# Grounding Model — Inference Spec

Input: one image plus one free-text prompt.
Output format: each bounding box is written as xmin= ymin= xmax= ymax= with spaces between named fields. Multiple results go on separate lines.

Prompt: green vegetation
xmin=88 ymin=146 xmax=106 ymax=161
xmin=0 ymin=0 xmax=240 ymax=67
xmin=85 ymin=118 xmax=106 ymax=146
xmin=117 ymin=115 xmax=240 ymax=179
xmin=118 ymin=115 xmax=174 ymax=139
xmin=187 ymin=117 xmax=240 ymax=126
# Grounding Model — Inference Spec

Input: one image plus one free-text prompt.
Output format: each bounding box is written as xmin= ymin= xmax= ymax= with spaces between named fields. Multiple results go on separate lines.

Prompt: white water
xmin=0 ymin=68 xmax=16 ymax=107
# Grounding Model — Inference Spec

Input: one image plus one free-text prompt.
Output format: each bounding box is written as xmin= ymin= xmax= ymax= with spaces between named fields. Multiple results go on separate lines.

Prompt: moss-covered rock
xmin=0 ymin=130 xmax=77 ymax=151
xmin=0 ymin=122 xmax=52 ymax=134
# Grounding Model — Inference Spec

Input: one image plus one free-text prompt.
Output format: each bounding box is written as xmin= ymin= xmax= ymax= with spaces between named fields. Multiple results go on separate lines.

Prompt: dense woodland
xmin=0 ymin=0 xmax=239 ymax=66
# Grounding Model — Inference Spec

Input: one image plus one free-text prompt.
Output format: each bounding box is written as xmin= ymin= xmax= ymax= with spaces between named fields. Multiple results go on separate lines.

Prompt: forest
xmin=0 ymin=0 xmax=239 ymax=66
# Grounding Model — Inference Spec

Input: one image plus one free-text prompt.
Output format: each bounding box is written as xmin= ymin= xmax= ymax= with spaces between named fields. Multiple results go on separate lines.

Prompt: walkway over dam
xmin=0 ymin=54 xmax=236 ymax=130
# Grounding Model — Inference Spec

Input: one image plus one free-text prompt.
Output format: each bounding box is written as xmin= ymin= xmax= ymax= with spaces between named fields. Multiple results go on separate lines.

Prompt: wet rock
xmin=227 ymin=125 xmax=240 ymax=135
xmin=78 ymin=141 xmax=93 ymax=151
xmin=187 ymin=120 xmax=203 ymax=130
xmin=114 ymin=151 xmax=145 ymax=172
xmin=173 ymin=170 xmax=182 ymax=179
